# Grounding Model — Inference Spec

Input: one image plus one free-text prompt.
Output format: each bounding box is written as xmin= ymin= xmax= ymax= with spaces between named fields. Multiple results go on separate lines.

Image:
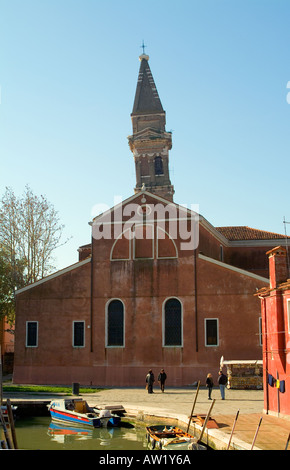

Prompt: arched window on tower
xmin=154 ymin=156 xmax=164 ymax=175
xmin=163 ymin=298 xmax=182 ymax=346
xmin=106 ymin=300 xmax=124 ymax=347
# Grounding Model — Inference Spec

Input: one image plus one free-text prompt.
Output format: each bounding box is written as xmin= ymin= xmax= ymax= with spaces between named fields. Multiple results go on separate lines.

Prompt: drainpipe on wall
xmin=194 ymin=249 xmax=198 ymax=353
xmin=260 ymin=297 xmax=269 ymax=414
xmin=277 ymin=370 xmax=280 ymax=417
xmin=90 ymin=237 xmax=94 ymax=353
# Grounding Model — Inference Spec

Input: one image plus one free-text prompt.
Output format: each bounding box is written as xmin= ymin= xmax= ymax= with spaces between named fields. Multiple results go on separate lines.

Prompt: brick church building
xmin=14 ymin=53 xmax=288 ymax=386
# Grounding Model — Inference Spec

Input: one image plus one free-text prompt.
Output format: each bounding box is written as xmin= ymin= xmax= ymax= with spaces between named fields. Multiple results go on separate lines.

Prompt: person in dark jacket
xmin=206 ymin=373 xmax=214 ymax=399
xmin=158 ymin=369 xmax=167 ymax=392
xmin=146 ymin=370 xmax=155 ymax=393
xmin=218 ymin=370 xmax=227 ymax=399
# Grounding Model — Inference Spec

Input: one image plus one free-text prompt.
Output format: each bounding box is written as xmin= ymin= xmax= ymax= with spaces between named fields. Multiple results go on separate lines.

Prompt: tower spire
xmin=128 ymin=53 xmax=174 ymax=201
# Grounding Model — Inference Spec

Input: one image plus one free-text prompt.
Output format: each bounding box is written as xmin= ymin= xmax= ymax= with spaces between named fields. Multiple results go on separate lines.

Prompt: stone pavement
xmin=83 ymin=386 xmax=290 ymax=451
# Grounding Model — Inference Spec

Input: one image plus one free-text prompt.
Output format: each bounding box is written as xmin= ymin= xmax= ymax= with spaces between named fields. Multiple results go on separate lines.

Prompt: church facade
xmin=13 ymin=54 xmax=288 ymax=386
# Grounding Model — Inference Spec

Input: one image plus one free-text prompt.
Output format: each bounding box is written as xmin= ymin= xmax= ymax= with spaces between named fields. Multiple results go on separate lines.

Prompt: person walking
xmin=146 ymin=370 xmax=155 ymax=394
xmin=158 ymin=369 xmax=167 ymax=392
xmin=218 ymin=370 xmax=227 ymax=400
xmin=206 ymin=373 xmax=214 ymax=400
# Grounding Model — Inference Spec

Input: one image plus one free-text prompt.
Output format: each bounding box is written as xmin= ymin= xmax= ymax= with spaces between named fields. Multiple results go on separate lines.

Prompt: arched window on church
xmin=163 ymin=298 xmax=182 ymax=346
xmin=154 ymin=156 xmax=164 ymax=175
xmin=106 ymin=300 xmax=124 ymax=347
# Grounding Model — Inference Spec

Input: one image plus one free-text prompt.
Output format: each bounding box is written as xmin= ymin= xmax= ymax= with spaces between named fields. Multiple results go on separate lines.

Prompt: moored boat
xmin=146 ymin=425 xmax=207 ymax=450
xmin=1 ymin=404 xmax=18 ymax=422
xmin=48 ymin=399 xmax=119 ymax=428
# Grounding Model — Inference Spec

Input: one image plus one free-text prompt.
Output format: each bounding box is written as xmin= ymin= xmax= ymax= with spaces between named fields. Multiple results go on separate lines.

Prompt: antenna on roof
xmin=283 ymin=216 xmax=290 ymax=278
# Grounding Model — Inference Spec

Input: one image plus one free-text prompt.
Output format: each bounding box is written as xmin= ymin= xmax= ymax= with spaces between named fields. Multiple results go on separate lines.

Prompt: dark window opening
xmin=73 ymin=321 xmax=85 ymax=347
xmin=26 ymin=321 xmax=38 ymax=347
xmin=205 ymin=319 xmax=218 ymax=346
xmin=107 ymin=300 xmax=124 ymax=346
xmin=164 ymin=298 xmax=182 ymax=346
xmin=154 ymin=156 xmax=164 ymax=175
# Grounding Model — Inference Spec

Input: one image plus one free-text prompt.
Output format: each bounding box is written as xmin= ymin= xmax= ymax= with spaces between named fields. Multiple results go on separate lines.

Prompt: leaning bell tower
xmin=128 ymin=52 xmax=174 ymax=201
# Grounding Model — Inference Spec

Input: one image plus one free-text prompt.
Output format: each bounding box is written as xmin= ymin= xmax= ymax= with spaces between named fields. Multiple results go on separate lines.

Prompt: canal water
xmin=14 ymin=417 xmax=148 ymax=450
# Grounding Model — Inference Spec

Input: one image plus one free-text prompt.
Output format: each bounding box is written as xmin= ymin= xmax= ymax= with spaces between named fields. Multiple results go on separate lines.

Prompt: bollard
xmin=72 ymin=382 xmax=80 ymax=395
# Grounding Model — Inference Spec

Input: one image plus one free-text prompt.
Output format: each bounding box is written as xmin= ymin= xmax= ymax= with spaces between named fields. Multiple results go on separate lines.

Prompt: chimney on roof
xmin=266 ymin=246 xmax=288 ymax=289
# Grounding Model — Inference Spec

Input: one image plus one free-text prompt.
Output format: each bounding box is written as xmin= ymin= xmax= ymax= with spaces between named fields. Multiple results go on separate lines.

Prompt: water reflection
xmin=15 ymin=417 xmax=147 ymax=450
xmin=47 ymin=422 xmax=115 ymax=446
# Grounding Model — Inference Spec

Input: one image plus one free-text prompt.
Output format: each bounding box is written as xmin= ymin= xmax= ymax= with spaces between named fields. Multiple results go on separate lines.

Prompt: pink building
xmin=257 ymin=246 xmax=290 ymax=418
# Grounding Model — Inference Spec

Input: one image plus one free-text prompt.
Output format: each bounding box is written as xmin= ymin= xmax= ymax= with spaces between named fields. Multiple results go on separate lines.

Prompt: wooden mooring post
xmin=6 ymin=398 xmax=18 ymax=449
xmin=197 ymin=399 xmax=215 ymax=444
xmin=0 ymin=408 xmax=13 ymax=449
xmin=250 ymin=416 xmax=263 ymax=450
xmin=285 ymin=432 xmax=290 ymax=451
xmin=226 ymin=409 xmax=240 ymax=450
xmin=186 ymin=380 xmax=200 ymax=433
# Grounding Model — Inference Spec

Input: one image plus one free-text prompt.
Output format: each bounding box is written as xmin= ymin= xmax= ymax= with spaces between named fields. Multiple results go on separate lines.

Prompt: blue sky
xmin=0 ymin=0 xmax=290 ymax=271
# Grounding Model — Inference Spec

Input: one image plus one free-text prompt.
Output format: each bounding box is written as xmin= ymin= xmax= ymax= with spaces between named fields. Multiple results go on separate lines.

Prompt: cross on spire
xmin=140 ymin=40 xmax=147 ymax=55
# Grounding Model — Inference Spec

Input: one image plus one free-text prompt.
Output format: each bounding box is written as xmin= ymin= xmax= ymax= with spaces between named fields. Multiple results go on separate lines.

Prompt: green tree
xmin=0 ymin=247 xmax=22 ymax=325
xmin=0 ymin=185 xmax=69 ymax=322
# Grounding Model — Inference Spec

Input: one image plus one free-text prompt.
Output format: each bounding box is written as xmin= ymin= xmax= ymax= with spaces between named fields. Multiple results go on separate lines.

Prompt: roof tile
xmin=216 ymin=226 xmax=288 ymax=241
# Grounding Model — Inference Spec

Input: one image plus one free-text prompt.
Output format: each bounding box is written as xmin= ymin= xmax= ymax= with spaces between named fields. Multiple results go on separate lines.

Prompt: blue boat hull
xmin=50 ymin=408 xmax=101 ymax=428
xmin=108 ymin=416 xmax=121 ymax=427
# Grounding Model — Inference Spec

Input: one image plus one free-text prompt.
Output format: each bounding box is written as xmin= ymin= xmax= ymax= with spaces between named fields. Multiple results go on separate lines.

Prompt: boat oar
xmin=250 ymin=416 xmax=262 ymax=450
xmin=186 ymin=380 xmax=200 ymax=433
xmin=226 ymin=409 xmax=239 ymax=450
xmin=197 ymin=399 xmax=215 ymax=444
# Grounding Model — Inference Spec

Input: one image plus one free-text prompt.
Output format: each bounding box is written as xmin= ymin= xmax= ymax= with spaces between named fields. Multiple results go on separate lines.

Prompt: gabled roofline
xmin=15 ymin=258 xmax=91 ymax=295
xmin=198 ymin=215 xmax=229 ymax=246
xmin=88 ymin=191 xmax=287 ymax=250
xmin=90 ymin=190 xmax=199 ymax=225
xmin=199 ymin=253 xmax=269 ymax=283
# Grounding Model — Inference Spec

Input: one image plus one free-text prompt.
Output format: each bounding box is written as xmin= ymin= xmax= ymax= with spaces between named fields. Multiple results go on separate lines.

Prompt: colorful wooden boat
xmin=48 ymin=399 xmax=120 ymax=428
xmin=146 ymin=425 xmax=207 ymax=450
